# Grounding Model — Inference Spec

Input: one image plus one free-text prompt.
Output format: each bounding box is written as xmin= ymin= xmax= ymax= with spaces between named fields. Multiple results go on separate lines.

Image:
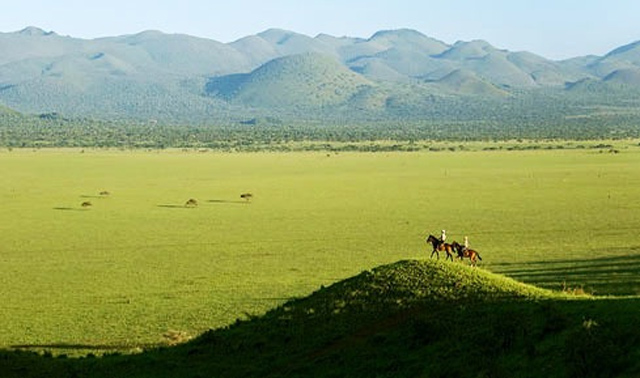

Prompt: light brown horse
xmin=426 ymin=234 xmax=455 ymax=261
xmin=452 ymin=241 xmax=483 ymax=266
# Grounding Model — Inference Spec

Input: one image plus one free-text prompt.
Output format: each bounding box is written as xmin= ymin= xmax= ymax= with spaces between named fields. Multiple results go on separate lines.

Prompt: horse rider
xmin=463 ymin=236 xmax=469 ymax=251
xmin=440 ymin=229 xmax=447 ymax=245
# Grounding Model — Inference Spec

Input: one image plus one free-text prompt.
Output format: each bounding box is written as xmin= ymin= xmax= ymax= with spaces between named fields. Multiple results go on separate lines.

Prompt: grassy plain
xmin=1 ymin=142 xmax=639 ymax=352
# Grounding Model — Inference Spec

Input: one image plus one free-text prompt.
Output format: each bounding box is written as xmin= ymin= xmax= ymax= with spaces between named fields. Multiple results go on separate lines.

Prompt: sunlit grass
xmin=1 ymin=146 xmax=639 ymax=351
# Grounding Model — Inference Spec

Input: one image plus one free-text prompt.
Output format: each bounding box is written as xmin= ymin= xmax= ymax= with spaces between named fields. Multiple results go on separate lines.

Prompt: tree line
xmin=2 ymin=87 xmax=640 ymax=149
xmin=2 ymin=116 xmax=640 ymax=150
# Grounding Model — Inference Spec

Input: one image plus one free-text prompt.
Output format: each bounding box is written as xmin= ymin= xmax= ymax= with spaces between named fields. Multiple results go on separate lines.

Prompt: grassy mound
xmin=274 ymin=259 xmax=560 ymax=316
xmin=2 ymin=260 xmax=639 ymax=378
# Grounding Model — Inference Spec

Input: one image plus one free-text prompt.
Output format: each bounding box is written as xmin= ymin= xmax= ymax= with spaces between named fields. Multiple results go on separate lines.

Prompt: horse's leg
xmin=431 ymin=249 xmax=438 ymax=259
xmin=447 ymin=246 xmax=455 ymax=261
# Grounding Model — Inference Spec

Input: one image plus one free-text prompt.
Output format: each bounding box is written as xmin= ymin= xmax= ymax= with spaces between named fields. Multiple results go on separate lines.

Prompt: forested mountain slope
xmin=1 ymin=26 xmax=640 ymax=139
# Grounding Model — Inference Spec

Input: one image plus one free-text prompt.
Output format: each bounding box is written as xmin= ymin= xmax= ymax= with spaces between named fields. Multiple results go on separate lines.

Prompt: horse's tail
xmin=477 ymin=252 xmax=482 ymax=261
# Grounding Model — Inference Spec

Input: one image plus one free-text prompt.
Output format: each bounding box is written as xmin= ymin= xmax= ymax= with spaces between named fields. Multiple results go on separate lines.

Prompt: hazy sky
xmin=2 ymin=0 xmax=639 ymax=60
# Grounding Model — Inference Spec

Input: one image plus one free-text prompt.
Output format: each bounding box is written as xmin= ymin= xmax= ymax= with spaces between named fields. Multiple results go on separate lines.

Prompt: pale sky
xmin=1 ymin=0 xmax=639 ymax=60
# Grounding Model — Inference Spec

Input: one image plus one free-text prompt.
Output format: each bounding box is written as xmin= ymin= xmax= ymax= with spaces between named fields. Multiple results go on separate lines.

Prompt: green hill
xmin=108 ymin=30 xmax=252 ymax=76
xmin=507 ymin=51 xmax=585 ymax=86
xmin=206 ymin=53 xmax=375 ymax=109
xmin=435 ymin=68 xmax=509 ymax=96
xmin=437 ymin=39 xmax=494 ymax=60
xmin=584 ymin=41 xmax=640 ymax=78
xmin=367 ymin=29 xmax=449 ymax=55
xmin=600 ymin=40 xmax=640 ymax=66
xmin=3 ymin=259 xmax=639 ymax=378
xmin=435 ymin=41 xmax=536 ymax=87
xmin=565 ymin=72 xmax=640 ymax=98
xmin=252 ymin=29 xmax=339 ymax=58
xmin=350 ymin=58 xmax=409 ymax=82
xmin=229 ymin=34 xmax=281 ymax=67
xmin=603 ymin=67 xmax=640 ymax=86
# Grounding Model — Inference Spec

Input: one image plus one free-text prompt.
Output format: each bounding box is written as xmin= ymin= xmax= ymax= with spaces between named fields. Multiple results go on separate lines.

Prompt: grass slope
xmin=1 ymin=149 xmax=640 ymax=354
xmin=2 ymin=260 xmax=639 ymax=378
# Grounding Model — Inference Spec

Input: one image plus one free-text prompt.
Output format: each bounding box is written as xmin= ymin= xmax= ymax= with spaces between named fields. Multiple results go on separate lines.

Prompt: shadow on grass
xmin=157 ymin=204 xmax=191 ymax=209
xmin=52 ymin=207 xmax=88 ymax=211
xmin=10 ymin=343 xmax=148 ymax=351
xmin=207 ymin=199 xmax=249 ymax=204
xmin=492 ymin=249 xmax=640 ymax=295
xmin=157 ymin=200 xmax=249 ymax=208
xmin=9 ymin=342 xmax=159 ymax=355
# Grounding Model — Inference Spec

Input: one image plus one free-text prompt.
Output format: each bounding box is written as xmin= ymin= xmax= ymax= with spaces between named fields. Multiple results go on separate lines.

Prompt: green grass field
xmin=1 ymin=144 xmax=639 ymax=353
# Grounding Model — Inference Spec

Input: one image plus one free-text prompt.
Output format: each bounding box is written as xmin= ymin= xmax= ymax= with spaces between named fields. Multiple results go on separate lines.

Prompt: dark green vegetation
xmin=2 ymin=101 xmax=640 ymax=149
xmin=2 ymin=27 xmax=640 ymax=146
xmin=2 ymin=260 xmax=639 ymax=378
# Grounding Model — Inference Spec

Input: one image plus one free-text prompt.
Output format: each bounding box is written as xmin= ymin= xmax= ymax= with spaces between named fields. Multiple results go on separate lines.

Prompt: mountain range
xmin=1 ymin=26 xmax=640 ymax=124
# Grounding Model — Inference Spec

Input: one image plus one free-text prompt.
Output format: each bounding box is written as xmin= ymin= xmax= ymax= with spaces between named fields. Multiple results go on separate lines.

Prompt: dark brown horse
xmin=426 ymin=234 xmax=455 ymax=261
xmin=452 ymin=241 xmax=483 ymax=266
